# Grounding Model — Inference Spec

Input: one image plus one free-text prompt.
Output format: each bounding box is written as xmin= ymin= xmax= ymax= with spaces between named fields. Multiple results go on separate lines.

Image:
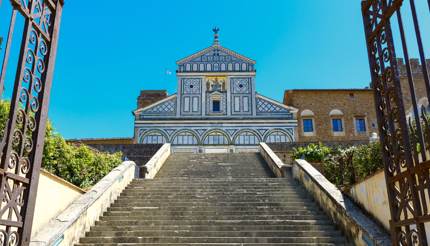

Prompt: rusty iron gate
xmin=362 ymin=0 xmax=430 ymax=245
xmin=0 ymin=0 xmax=63 ymax=245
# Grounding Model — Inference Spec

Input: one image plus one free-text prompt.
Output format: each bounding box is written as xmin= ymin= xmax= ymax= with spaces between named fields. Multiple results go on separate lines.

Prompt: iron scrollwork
xmin=362 ymin=0 xmax=430 ymax=245
xmin=0 ymin=0 xmax=64 ymax=245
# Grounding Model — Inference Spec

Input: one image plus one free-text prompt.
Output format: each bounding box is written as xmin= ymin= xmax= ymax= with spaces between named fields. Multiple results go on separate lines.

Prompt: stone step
xmin=94 ymin=219 xmax=335 ymax=226
xmin=90 ymin=236 xmax=346 ymax=244
xmin=104 ymin=210 xmax=321 ymax=217
xmin=122 ymin=189 xmax=306 ymax=193
xmin=130 ymin=181 xmax=293 ymax=185
xmin=76 ymin=153 xmax=348 ymax=245
xmin=79 ymin=236 xmax=346 ymax=244
xmin=89 ymin=224 xmax=338 ymax=232
xmin=108 ymin=205 xmax=321 ymax=212
xmin=76 ymin=243 xmax=343 ymax=246
xmin=111 ymin=201 xmax=317 ymax=207
xmin=100 ymin=214 xmax=329 ymax=221
xmin=115 ymin=197 xmax=314 ymax=203
xmin=85 ymin=230 xmax=343 ymax=238
xmin=119 ymin=192 xmax=311 ymax=197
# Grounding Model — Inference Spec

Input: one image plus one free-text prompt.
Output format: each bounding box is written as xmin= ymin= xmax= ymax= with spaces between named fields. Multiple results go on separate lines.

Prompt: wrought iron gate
xmin=362 ymin=0 xmax=430 ymax=245
xmin=0 ymin=0 xmax=63 ymax=245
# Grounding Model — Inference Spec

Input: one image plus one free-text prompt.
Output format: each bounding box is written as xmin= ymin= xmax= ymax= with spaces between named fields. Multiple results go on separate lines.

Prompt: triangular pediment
xmin=177 ymin=44 xmax=256 ymax=65
xmin=135 ymin=95 xmax=177 ymax=117
xmin=256 ymin=94 xmax=298 ymax=118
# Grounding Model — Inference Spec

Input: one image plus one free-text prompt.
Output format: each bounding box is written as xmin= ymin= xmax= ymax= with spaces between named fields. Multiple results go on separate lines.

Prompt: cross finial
xmin=212 ymin=27 xmax=220 ymax=45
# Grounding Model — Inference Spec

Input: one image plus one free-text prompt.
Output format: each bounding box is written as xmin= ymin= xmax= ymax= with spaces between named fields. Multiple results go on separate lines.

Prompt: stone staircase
xmin=76 ymin=153 xmax=349 ymax=245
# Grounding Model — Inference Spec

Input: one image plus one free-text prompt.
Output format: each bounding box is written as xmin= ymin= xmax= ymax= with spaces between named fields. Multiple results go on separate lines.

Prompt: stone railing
xmin=259 ymin=142 xmax=289 ymax=177
xmin=30 ymin=161 xmax=137 ymax=246
xmin=292 ymin=159 xmax=391 ymax=246
xmin=143 ymin=143 xmax=171 ymax=179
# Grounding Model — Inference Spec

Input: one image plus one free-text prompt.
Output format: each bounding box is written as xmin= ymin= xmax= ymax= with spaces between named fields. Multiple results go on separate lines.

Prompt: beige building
xmin=284 ymin=58 xmax=429 ymax=144
xmin=284 ymin=89 xmax=377 ymax=143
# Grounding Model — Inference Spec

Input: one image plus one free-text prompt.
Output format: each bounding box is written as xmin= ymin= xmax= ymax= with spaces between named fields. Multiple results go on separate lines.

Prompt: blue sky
xmin=0 ymin=1 xmax=429 ymax=139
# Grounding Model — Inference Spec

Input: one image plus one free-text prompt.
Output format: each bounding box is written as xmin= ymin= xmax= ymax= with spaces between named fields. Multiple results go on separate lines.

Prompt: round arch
xmin=263 ymin=128 xmax=293 ymax=143
xmin=202 ymin=129 xmax=231 ymax=145
xmin=329 ymin=109 xmax=344 ymax=116
xmin=139 ymin=129 xmax=169 ymax=144
xmin=300 ymin=109 xmax=315 ymax=117
xmin=233 ymin=129 xmax=262 ymax=145
xmin=171 ymin=129 xmax=200 ymax=145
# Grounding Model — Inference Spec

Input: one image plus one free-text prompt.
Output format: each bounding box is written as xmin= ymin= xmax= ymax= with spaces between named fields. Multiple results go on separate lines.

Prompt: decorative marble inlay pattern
xmin=232 ymin=78 xmax=251 ymax=93
xmin=256 ymin=97 xmax=289 ymax=113
xmin=144 ymin=98 xmax=176 ymax=114
xmin=183 ymin=78 xmax=202 ymax=94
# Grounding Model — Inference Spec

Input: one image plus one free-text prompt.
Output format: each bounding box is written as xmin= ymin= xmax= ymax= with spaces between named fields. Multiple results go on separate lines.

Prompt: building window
xmin=355 ymin=118 xmax=367 ymax=133
xmin=332 ymin=118 xmax=343 ymax=132
xmin=212 ymin=100 xmax=220 ymax=112
xmin=303 ymin=119 xmax=314 ymax=133
xmin=203 ymin=132 xmax=229 ymax=145
xmin=301 ymin=110 xmax=315 ymax=136
xmin=265 ymin=131 xmax=290 ymax=143
xmin=142 ymin=132 xmax=166 ymax=144
xmin=172 ymin=132 xmax=198 ymax=145
xmin=234 ymin=131 xmax=259 ymax=145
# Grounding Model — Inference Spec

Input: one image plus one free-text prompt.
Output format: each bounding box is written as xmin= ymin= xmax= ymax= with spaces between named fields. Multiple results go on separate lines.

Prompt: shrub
xmin=292 ymin=143 xmax=332 ymax=162
xmin=42 ymin=125 xmax=122 ymax=189
xmin=321 ymin=142 xmax=383 ymax=187
xmin=352 ymin=142 xmax=383 ymax=180
xmin=0 ymin=100 xmax=122 ymax=189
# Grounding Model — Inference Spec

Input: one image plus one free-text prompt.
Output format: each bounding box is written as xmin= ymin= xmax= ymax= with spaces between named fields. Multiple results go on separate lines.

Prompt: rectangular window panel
xmin=303 ymin=119 xmax=314 ymax=133
xmin=356 ymin=118 xmax=366 ymax=133
xmin=184 ymin=97 xmax=190 ymax=112
xmin=234 ymin=97 xmax=240 ymax=112
xmin=332 ymin=119 xmax=343 ymax=132
xmin=243 ymin=97 xmax=249 ymax=112
xmin=213 ymin=100 xmax=221 ymax=112
xmin=192 ymin=97 xmax=199 ymax=112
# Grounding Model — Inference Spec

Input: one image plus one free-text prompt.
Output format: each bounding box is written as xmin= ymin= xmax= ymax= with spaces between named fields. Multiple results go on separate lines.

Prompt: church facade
xmin=133 ymin=30 xmax=298 ymax=150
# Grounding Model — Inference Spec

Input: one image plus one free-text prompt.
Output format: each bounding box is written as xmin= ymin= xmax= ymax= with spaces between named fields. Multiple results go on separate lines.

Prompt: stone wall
xmin=396 ymin=58 xmax=429 ymax=114
xmin=284 ymin=89 xmax=378 ymax=143
xmin=67 ymin=138 xmax=133 ymax=145
xmin=87 ymin=143 xmax=162 ymax=177
xmin=283 ymin=58 xmax=430 ymax=144
xmin=137 ymin=90 xmax=168 ymax=109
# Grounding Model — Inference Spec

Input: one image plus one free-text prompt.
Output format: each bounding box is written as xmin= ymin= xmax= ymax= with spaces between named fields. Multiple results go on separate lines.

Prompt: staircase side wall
xmin=30 ymin=161 xmax=137 ymax=246
xmin=292 ymin=159 xmax=391 ymax=246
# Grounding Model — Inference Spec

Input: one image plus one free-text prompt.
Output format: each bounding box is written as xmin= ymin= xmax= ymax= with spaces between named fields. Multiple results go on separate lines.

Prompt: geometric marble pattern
xmin=144 ymin=98 xmax=176 ymax=114
xmin=232 ymin=78 xmax=251 ymax=93
xmin=256 ymin=97 xmax=289 ymax=113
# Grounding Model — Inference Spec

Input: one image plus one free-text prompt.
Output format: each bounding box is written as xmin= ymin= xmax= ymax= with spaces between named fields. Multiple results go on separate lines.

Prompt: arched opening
xmin=203 ymin=130 xmax=230 ymax=145
xmin=140 ymin=130 xmax=167 ymax=144
xmin=234 ymin=130 xmax=261 ymax=145
xmin=265 ymin=129 xmax=292 ymax=143
xmin=172 ymin=130 xmax=199 ymax=145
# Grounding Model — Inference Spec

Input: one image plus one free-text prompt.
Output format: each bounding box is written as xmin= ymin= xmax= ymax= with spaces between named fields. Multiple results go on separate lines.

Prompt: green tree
xmin=0 ymin=100 xmax=122 ymax=189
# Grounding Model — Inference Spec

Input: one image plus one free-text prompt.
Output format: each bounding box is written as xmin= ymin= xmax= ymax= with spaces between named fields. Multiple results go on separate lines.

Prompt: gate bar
xmin=409 ymin=0 xmax=430 ymax=101
xmin=0 ymin=10 xmax=17 ymax=98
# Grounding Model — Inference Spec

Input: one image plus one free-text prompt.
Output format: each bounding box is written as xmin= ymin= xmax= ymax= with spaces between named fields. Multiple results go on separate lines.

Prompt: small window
xmin=212 ymin=100 xmax=221 ymax=112
xmin=303 ymin=119 xmax=314 ymax=133
xmin=356 ymin=118 xmax=367 ymax=133
xmin=332 ymin=118 xmax=343 ymax=132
